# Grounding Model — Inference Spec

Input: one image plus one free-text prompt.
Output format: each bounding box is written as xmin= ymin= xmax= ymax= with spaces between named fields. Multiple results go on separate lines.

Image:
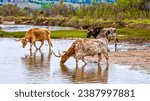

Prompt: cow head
xmin=60 ymin=52 xmax=69 ymax=64
xmin=103 ymin=28 xmax=116 ymax=42
xmin=61 ymin=45 xmax=75 ymax=64
xmin=105 ymin=30 xmax=111 ymax=42
xmin=52 ymin=50 xmax=68 ymax=64
xmin=53 ymin=43 xmax=75 ymax=64
xmin=86 ymin=27 xmax=103 ymax=38
xmin=86 ymin=30 xmax=94 ymax=38
xmin=21 ymin=38 xmax=28 ymax=48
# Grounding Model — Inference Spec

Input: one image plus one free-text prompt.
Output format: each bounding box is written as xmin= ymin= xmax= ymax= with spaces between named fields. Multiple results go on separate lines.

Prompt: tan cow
xmin=53 ymin=38 xmax=109 ymax=65
xmin=21 ymin=28 xmax=52 ymax=51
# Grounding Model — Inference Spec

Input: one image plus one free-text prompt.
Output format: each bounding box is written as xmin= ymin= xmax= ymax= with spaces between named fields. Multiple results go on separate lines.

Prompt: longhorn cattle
xmin=20 ymin=28 xmax=52 ymax=51
xmin=60 ymin=63 xmax=109 ymax=83
xmin=86 ymin=27 xmax=118 ymax=51
xmin=86 ymin=27 xmax=103 ymax=38
xmin=53 ymin=38 xmax=109 ymax=65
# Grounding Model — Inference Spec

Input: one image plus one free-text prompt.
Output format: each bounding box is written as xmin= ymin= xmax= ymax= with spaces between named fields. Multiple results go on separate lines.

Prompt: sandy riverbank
xmin=86 ymin=47 xmax=150 ymax=71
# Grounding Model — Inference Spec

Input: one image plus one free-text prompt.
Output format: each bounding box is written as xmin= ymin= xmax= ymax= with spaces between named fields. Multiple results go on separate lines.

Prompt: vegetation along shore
xmin=0 ymin=0 xmax=150 ymax=43
xmin=0 ymin=27 xmax=150 ymax=43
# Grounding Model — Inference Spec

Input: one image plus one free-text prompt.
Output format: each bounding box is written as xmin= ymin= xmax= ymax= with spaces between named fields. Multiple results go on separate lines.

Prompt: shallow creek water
xmin=0 ymin=38 xmax=150 ymax=84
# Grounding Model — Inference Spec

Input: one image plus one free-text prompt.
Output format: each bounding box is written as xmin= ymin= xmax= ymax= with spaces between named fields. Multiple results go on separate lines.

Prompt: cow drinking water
xmin=20 ymin=28 xmax=53 ymax=51
xmin=53 ymin=38 xmax=109 ymax=65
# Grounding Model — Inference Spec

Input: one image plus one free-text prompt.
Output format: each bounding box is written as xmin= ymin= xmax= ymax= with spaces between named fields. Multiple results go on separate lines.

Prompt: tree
xmin=0 ymin=4 xmax=20 ymax=16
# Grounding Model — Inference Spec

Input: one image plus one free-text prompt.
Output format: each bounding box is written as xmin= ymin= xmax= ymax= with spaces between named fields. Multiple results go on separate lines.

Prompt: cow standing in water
xmin=86 ymin=27 xmax=118 ymax=51
xmin=53 ymin=38 xmax=109 ymax=65
xmin=20 ymin=28 xmax=53 ymax=51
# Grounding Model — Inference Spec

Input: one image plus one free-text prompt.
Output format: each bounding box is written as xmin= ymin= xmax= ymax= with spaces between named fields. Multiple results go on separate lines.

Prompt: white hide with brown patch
xmin=60 ymin=38 xmax=109 ymax=64
xmin=96 ymin=27 xmax=117 ymax=51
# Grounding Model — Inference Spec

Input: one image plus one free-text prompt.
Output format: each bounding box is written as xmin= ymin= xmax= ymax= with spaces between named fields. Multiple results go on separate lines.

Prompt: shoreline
xmin=86 ymin=48 xmax=150 ymax=72
xmin=1 ymin=16 xmax=150 ymax=29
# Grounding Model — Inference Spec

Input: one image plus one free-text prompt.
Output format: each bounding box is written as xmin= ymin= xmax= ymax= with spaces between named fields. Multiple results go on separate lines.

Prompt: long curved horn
xmin=58 ymin=51 xmax=62 ymax=56
xmin=15 ymin=39 xmax=21 ymax=41
xmin=80 ymin=27 xmax=88 ymax=32
xmin=52 ymin=50 xmax=62 ymax=57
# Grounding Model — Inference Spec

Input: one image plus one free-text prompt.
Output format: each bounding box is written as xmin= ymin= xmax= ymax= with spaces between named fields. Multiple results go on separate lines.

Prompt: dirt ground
xmin=86 ymin=47 xmax=150 ymax=71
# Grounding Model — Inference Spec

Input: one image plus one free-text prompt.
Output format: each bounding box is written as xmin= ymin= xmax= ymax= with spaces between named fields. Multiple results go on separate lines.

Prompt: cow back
xmin=75 ymin=39 xmax=108 ymax=57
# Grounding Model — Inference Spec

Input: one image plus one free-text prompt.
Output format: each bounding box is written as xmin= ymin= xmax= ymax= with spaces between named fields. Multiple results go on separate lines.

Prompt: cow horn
xmin=15 ymin=39 xmax=21 ymax=41
xmin=58 ymin=51 xmax=62 ymax=56
xmin=80 ymin=27 xmax=88 ymax=32
xmin=52 ymin=50 xmax=62 ymax=57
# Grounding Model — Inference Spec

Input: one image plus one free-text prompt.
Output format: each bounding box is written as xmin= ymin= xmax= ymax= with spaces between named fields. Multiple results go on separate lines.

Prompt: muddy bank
xmin=1 ymin=16 xmax=150 ymax=29
xmin=109 ymin=50 xmax=150 ymax=70
xmin=86 ymin=48 xmax=150 ymax=71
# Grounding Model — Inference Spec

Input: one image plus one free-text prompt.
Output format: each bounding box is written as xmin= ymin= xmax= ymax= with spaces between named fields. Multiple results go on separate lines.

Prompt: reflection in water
xmin=1 ymin=38 xmax=150 ymax=84
xmin=60 ymin=63 xmax=109 ymax=84
xmin=21 ymin=50 xmax=51 ymax=83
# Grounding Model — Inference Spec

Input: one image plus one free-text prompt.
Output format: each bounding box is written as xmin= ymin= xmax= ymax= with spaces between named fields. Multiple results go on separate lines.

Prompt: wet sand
xmin=86 ymin=48 xmax=150 ymax=71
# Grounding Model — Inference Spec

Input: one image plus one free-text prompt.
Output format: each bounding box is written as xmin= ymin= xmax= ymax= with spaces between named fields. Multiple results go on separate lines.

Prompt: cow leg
xmin=98 ymin=53 xmax=102 ymax=63
xmin=39 ymin=41 xmax=44 ymax=50
xmin=114 ymin=36 xmax=117 ymax=51
xmin=29 ymin=41 xmax=33 ymax=51
xmin=81 ymin=57 xmax=87 ymax=65
xmin=33 ymin=42 xmax=38 ymax=50
xmin=103 ymin=52 xmax=109 ymax=63
xmin=75 ymin=59 xmax=79 ymax=66
xmin=47 ymin=39 xmax=52 ymax=50
xmin=75 ymin=57 xmax=80 ymax=66
xmin=47 ymin=39 xmax=52 ymax=54
xmin=115 ymin=42 xmax=117 ymax=51
xmin=30 ymin=44 xmax=32 ymax=51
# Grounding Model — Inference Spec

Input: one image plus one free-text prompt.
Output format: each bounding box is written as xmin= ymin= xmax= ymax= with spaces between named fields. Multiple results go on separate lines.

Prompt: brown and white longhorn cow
xmin=53 ymin=38 xmax=109 ymax=65
xmin=86 ymin=27 xmax=118 ymax=51
xmin=20 ymin=28 xmax=52 ymax=51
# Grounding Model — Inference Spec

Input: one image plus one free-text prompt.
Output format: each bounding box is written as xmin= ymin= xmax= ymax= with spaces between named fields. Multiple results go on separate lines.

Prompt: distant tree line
xmin=0 ymin=0 xmax=149 ymax=21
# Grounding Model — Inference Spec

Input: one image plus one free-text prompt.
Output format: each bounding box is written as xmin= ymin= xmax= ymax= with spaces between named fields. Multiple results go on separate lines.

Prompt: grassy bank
xmin=51 ymin=30 xmax=86 ymax=38
xmin=117 ymin=28 xmax=150 ymax=43
xmin=0 ymin=28 xmax=150 ymax=43
xmin=0 ymin=30 xmax=24 ymax=38
xmin=0 ymin=29 xmax=86 ymax=38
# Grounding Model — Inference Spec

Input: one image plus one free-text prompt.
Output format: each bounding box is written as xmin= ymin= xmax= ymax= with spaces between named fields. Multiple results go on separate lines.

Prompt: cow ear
xmin=62 ymin=51 xmax=66 ymax=54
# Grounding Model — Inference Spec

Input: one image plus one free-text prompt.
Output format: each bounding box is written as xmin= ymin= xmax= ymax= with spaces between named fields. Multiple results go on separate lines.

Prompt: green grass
xmin=51 ymin=30 xmax=86 ymax=38
xmin=0 ymin=30 xmax=25 ymax=38
xmin=124 ymin=19 xmax=150 ymax=24
xmin=117 ymin=28 xmax=150 ymax=38
xmin=0 ymin=29 xmax=86 ymax=38
xmin=0 ymin=28 xmax=150 ymax=42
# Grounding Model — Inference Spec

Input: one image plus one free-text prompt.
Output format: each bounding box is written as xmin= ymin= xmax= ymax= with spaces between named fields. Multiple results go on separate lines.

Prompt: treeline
xmin=0 ymin=0 xmax=149 ymax=22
